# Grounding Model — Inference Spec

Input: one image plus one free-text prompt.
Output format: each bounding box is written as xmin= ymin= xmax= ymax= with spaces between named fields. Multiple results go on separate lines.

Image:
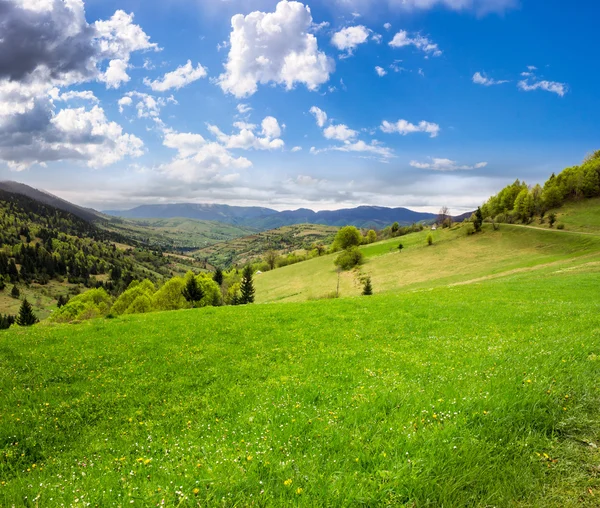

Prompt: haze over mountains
xmin=103 ymin=203 xmax=439 ymax=229
xmin=0 ymin=181 xmax=452 ymax=230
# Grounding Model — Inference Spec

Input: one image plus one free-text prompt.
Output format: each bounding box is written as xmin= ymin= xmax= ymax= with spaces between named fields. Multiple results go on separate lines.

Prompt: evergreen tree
xmin=473 ymin=207 xmax=484 ymax=232
xmin=10 ymin=285 xmax=20 ymax=299
xmin=239 ymin=265 xmax=255 ymax=304
xmin=7 ymin=260 xmax=19 ymax=282
xmin=57 ymin=295 xmax=69 ymax=308
xmin=16 ymin=299 xmax=38 ymax=327
xmin=182 ymin=276 xmax=204 ymax=305
xmin=362 ymin=276 xmax=373 ymax=296
xmin=0 ymin=314 xmax=15 ymax=330
xmin=213 ymin=268 xmax=224 ymax=286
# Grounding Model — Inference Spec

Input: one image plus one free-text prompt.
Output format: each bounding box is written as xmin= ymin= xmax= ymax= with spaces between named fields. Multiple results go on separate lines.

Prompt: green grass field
xmin=255 ymin=223 xmax=600 ymax=303
xmin=548 ymin=197 xmax=600 ymax=233
xmin=1 ymin=262 xmax=600 ymax=506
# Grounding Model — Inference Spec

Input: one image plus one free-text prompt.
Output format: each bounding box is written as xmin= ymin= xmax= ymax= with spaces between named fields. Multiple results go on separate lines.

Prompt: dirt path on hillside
xmin=502 ymin=223 xmax=600 ymax=237
xmin=447 ymin=254 xmax=600 ymax=288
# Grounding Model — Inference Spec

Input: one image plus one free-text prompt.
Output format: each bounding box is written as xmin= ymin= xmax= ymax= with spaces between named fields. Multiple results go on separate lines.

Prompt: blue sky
xmin=0 ymin=0 xmax=598 ymax=213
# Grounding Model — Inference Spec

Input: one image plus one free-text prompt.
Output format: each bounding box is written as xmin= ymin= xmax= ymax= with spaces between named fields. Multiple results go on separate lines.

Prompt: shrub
xmin=334 ymin=247 xmax=364 ymax=270
xmin=11 ymin=285 xmax=20 ymax=299
xmin=0 ymin=314 xmax=15 ymax=330
xmin=365 ymin=230 xmax=377 ymax=244
xmin=362 ymin=276 xmax=373 ymax=296
xmin=427 ymin=233 xmax=434 ymax=246
xmin=548 ymin=213 xmax=557 ymax=228
xmin=50 ymin=288 xmax=112 ymax=323
xmin=557 ymin=223 xmax=565 ymax=230
xmin=398 ymin=243 xmax=404 ymax=252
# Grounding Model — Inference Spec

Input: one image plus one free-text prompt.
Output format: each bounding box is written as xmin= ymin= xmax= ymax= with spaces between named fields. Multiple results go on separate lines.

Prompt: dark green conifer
xmin=16 ymin=299 xmax=38 ymax=327
xmin=240 ymin=265 xmax=255 ymax=304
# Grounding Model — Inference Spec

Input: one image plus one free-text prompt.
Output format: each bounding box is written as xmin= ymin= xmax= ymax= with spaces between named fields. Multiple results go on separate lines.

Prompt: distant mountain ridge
xmin=104 ymin=203 xmax=438 ymax=229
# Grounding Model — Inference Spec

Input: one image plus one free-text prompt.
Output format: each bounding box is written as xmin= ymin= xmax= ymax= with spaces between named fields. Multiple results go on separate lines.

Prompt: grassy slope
xmin=255 ymin=223 xmax=600 ymax=303
xmin=549 ymin=197 xmax=600 ymax=233
xmin=1 ymin=264 xmax=600 ymax=506
xmin=102 ymin=217 xmax=256 ymax=252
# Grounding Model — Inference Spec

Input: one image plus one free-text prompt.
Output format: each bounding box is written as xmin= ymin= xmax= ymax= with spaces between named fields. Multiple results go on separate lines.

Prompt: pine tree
xmin=11 ymin=285 xmax=20 ymax=299
xmin=240 ymin=265 xmax=255 ymax=304
xmin=0 ymin=314 xmax=15 ymax=330
xmin=16 ymin=299 xmax=38 ymax=327
xmin=362 ymin=276 xmax=373 ymax=296
xmin=182 ymin=276 xmax=204 ymax=305
xmin=57 ymin=295 xmax=69 ymax=308
xmin=213 ymin=268 xmax=224 ymax=286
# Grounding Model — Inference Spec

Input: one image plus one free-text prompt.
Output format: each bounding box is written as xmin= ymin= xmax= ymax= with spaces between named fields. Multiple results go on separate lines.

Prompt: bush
xmin=427 ymin=233 xmax=434 ymax=246
xmin=362 ymin=276 xmax=373 ymax=296
xmin=50 ymin=288 xmax=112 ymax=323
xmin=334 ymin=247 xmax=364 ymax=271
xmin=398 ymin=243 xmax=404 ymax=252
xmin=556 ymin=223 xmax=565 ymax=230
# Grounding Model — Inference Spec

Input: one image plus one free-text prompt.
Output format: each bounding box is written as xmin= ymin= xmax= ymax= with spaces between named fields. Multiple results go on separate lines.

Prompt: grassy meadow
xmin=255 ymin=223 xmax=600 ymax=303
xmin=1 ymin=263 xmax=600 ymax=506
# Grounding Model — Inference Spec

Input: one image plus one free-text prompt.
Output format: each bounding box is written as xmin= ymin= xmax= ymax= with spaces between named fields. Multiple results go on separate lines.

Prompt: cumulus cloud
xmin=217 ymin=1 xmax=334 ymax=98
xmin=517 ymin=68 xmax=567 ymax=97
xmin=384 ymin=22 xmax=392 ymax=30
xmin=380 ymin=119 xmax=440 ymax=138
xmin=310 ymin=106 xmax=328 ymax=128
xmin=161 ymin=129 xmax=251 ymax=184
xmin=472 ymin=72 xmax=509 ymax=86
xmin=207 ymin=116 xmax=285 ymax=151
xmin=118 ymin=92 xmax=177 ymax=124
xmin=410 ymin=158 xmax=488 ymax=171
xmin=331 ymin=25 xmax=370 ymax=56
xmin=323 ymin=124 xmax=358 ymax=142
xmin=375 ymin=66 xmax=387 ymax=77
xmin=0 ymin=0 xmax=158 ymax=169
xmin=144 ymin=60 xmax=207 ymax=92
xmin=309 ymin=106 xmax=394 ymax=160
xmin=389 ymin=31 xmax=442 ymax=57
xmin=291 ymin=146 xmax=303 ymax=152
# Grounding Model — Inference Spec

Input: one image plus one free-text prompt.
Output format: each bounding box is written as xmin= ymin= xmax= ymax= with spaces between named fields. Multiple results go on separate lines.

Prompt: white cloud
xmin=389 ymin=31 xmax=442 ymax=57
xmin=161 ymin=129 xmax=251 ymax=184
xmin=410 ymin=158 xmax=488 ymax=171
xmin=310 ymin=106 xmax=328 ymax=128
xmin=517 ymin=75 xmax=569 ymax=97
xmin=329 ymin=140 xmax=394 ymax=160
xmin=118 ymin=92 xmax=177 ymax=123
xmin=217 ymin=1 xmax=334 ymax=98
xmin=472 ymin=72 xmax=509 ymax=86
xmin=381 ymin=119 xmax=440 ymax=138
xmin=323 ymin=124 xmax=358 ymax=142
xmin=101 ymin=59 xmax=130 ymax=89
xmin=144 ymin=60 xmax=207 ymax=92
xmin=49 ymin=89 xmax=99 ymax=103
xmin=95 ymin=10 xmax=160 ymax=89
xmin=49 ymin=106 xmax=144 ymax=168
xmin=375 ymin=66 xmax=387 ymax=77
xmin=118 ymin=96 xmax=133 ymax=113
xmin=236 ymin=103 xmax=252 ymax=115
xmin=291 ymin=146 xmax=303 ymax=152
xmin=347 ymin=0 xmax=517 ymax=15
xmin=331 ymin=25 xmax=370 ymax=55
xmin=207 ymin=117 xmax=285 ymax=151
xmin=384 ymin=22 xmax=392 ymax=30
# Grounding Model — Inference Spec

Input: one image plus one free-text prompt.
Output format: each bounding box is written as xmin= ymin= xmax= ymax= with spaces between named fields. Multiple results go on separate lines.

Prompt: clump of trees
xmin=333 ymin=227 xmax=365 ymax=270
xmin=0 ymin=314 xmax=15 ymax=330
xmin=481 ymin=150 xmax=600 ymax=224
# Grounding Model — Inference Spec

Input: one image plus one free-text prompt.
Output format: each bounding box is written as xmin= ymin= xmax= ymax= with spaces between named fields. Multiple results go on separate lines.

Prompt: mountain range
xmin=0 ymin=181 xmax=462 ymax=230
xmin=103 ymin=203 xmax=439 ymax=229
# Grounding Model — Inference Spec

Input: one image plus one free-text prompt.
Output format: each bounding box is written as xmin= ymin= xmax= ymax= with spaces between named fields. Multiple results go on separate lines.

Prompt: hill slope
xmin=255 ymin=218 xmax=600 ymax=303
xmin=1 ymin=260 xmax=599 ymax=506
xmin=0 ymin=181 xmax=100 ymax=222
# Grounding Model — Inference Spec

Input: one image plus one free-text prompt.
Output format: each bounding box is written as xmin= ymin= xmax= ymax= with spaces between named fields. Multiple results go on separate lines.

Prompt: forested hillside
xmin=0 ymin=190 xmax=199 ymax=319
xmin=481 ymin=150 xmax=600 ymax=222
